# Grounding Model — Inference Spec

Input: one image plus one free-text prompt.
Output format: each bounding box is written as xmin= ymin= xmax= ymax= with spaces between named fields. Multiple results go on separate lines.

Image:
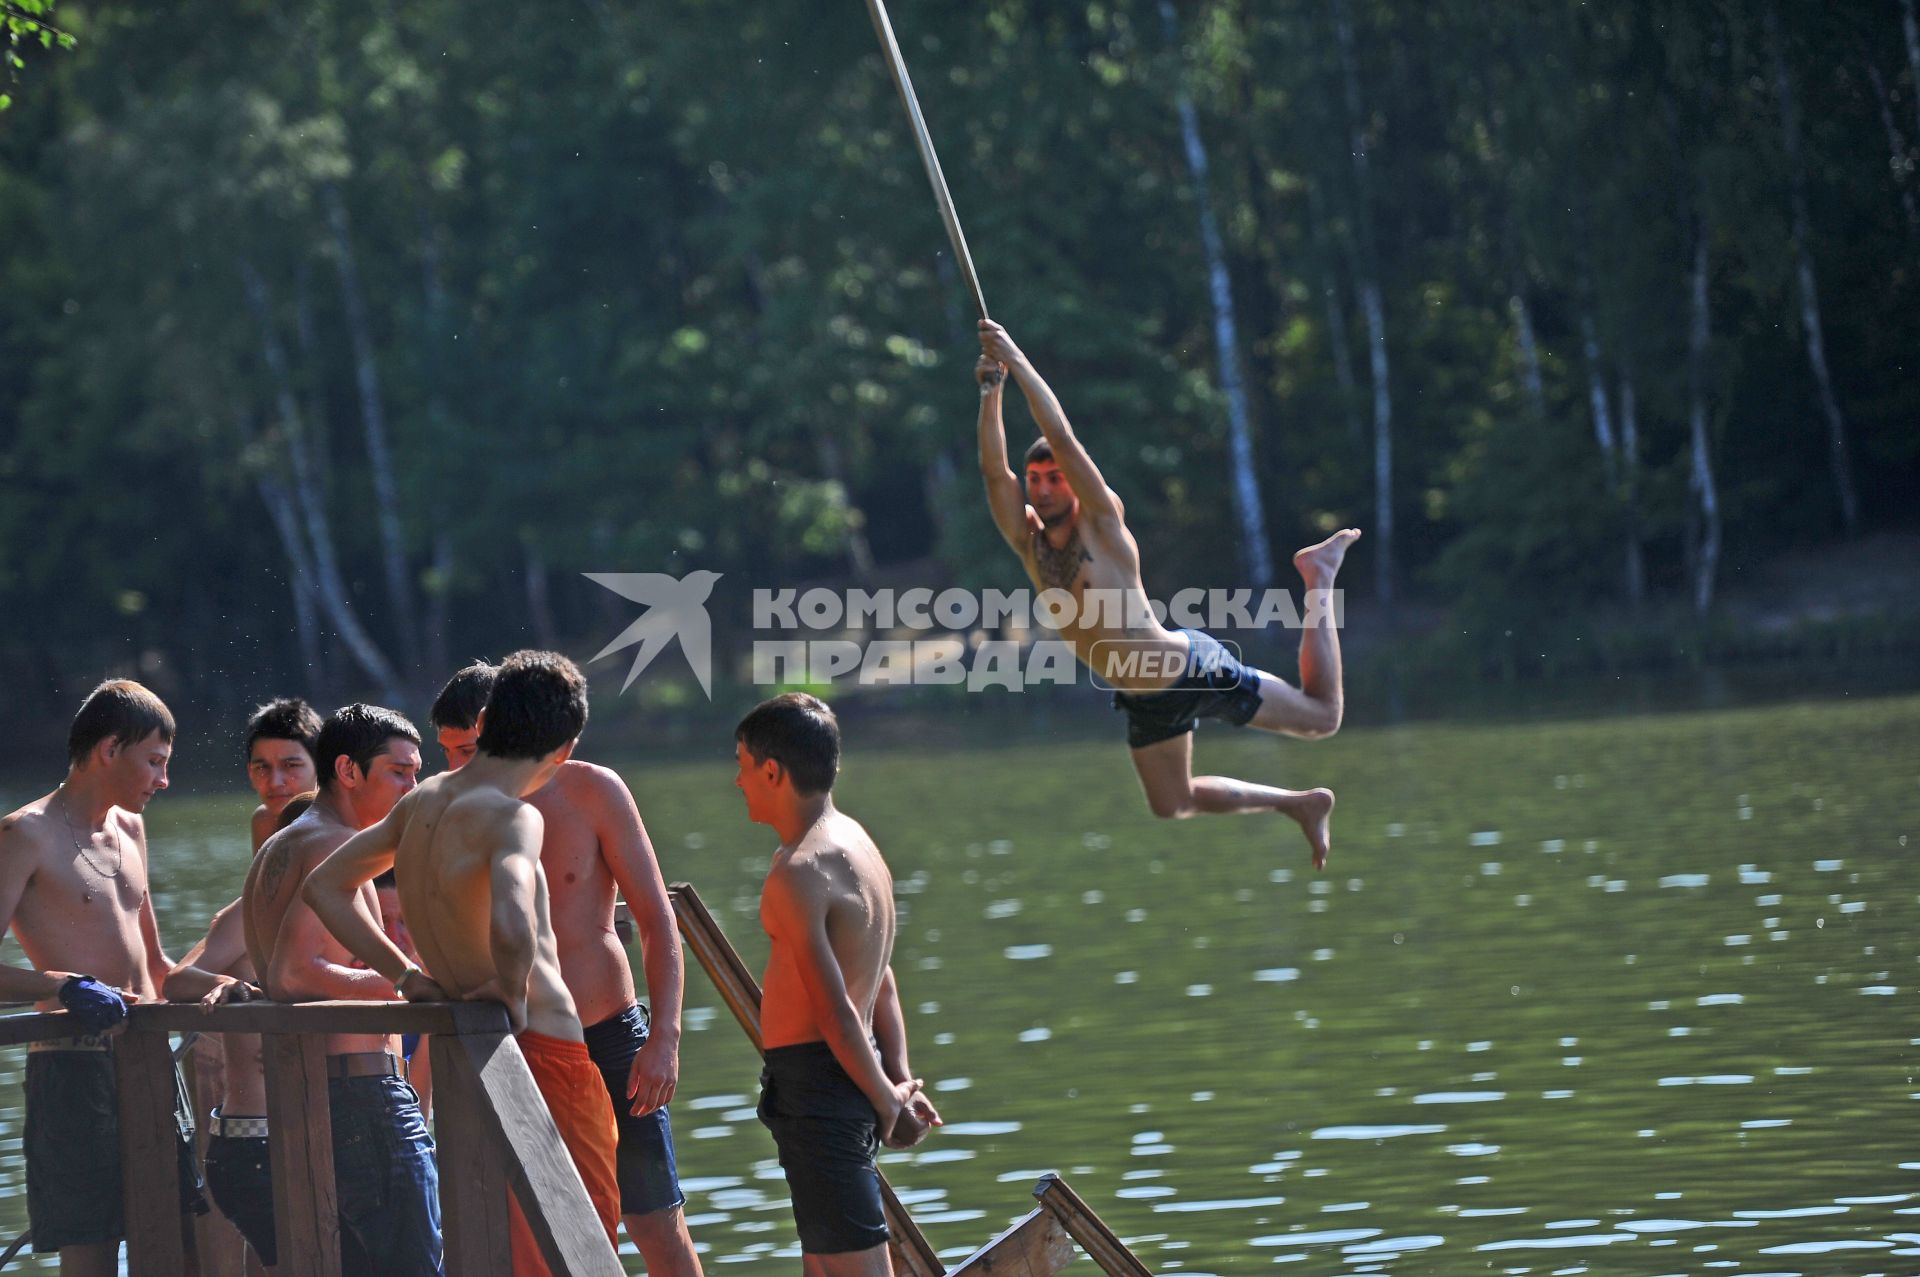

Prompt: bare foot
xmin=1294 ymin=528 xmax=1362 ymax=590
xmin=1289 ymin=788 xmax=1334 ymax=871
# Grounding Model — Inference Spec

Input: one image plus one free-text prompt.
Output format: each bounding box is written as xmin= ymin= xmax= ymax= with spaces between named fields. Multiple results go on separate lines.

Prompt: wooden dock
xmin=0 ymin=883 xmax=1158 ymax=1275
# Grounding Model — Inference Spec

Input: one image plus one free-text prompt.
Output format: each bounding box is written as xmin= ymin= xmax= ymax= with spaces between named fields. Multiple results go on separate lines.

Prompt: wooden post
xmin=433 ymin=1030 xmax=513 ymax=1277
xmin=263 ymin=1033 xmax=339 ymax=1277
xmin=668 ymin=883 xmax=947 ymax=1277
xmin=945 ymin=1206 xmax=1076 ymax=1277
xmin=439 ymin=1024 xmax=623 ymax=1277
xmin=1033 ymin=1175 xmax=1152 ymax=1277
xmin=117 ymin=1028 xmax=194 ymax=1276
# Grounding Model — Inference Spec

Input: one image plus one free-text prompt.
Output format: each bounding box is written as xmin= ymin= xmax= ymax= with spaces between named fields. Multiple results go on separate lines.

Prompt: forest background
xmin=2 ymin=0 xmax=1916 ymax=750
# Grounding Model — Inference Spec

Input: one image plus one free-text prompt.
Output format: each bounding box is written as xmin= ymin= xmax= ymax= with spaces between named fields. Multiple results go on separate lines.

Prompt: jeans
xmin=329 ymin=1075 xmax=443 ymax=1275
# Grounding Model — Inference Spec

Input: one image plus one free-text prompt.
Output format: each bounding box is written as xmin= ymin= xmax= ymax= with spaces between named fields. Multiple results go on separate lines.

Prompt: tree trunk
xmin=325 ymin=182 xmax=423 ymax=670
xmin=1332 ymin=0 xmax=1394 ymax=610
xmin=239 ymin=401 xmax=328 ymax=699
xmin=1685 ymin=223 xmax=1722 ymax=617
xmin=1578 ymin=310 xmax=1617 ymax=467
xmin=1904 ymin=0 xmax=1920 ymax=148
xmin=240 ymin=259 xmax=406 ymax=700
xmin=1159 ymin=0 xmax=1274 ymax=590
xmin=1864 ymin=59 xmax=1920 ymax=236
xmin=1306 ymin=182 xmax=1363 ymax=444
xmin=524 ymin=541 xmax=559 ymax=649
xmin=424 ymin=532 xmax=453 ymax=685
xmin=1511 ymin=291 xmax=1546 ymax=423
xmin=1766 ymin=8 xmax=1861 ymax=535
xmin=1616 ymin=369 xmax=1646 ymax=607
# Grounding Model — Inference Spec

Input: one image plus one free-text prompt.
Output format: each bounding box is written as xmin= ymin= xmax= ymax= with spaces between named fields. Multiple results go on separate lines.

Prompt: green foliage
xmin=0 ymin=0 xmax=1916 ymax=714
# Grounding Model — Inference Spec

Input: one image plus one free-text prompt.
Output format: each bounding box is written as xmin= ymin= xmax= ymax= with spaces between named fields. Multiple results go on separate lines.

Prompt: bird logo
xmin=584 ymin=570 xmax=723 ymax=698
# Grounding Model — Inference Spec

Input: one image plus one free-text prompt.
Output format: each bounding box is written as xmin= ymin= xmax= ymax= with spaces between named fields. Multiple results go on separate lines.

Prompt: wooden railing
xmin=0 ymin=884 xmax=1159 ymax=1276
xmin=0 ymin=1000 xmax=622 ymax=1277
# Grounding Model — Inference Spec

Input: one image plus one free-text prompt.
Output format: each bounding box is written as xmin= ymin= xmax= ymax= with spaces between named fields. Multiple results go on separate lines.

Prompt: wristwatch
xmin=392 ymin=964 xmax=424 ymax=994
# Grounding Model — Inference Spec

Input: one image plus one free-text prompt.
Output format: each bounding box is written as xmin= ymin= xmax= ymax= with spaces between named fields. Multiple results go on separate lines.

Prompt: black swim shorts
xmin=25 ymin=1036 xmax=207 ymax=1253
xmin=757 ymin=1040 xmax=889 ymax=1255
xmin=584 ymin=1003 xmax=688 ymax=1216
xmin=1110 ymin=628 xmax=1266 ymax=749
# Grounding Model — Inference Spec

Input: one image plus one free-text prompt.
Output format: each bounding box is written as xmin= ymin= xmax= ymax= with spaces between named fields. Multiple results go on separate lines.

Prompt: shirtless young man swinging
xmin=976 ymin=320 xmax=1359 ymax=867
xmin=303 ymin=651 xmax=623 ymax=1277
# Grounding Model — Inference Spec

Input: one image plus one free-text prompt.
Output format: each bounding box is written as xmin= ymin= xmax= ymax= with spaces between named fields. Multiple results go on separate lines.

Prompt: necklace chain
xmin=57 ymin=785 xmax=124 ymax=882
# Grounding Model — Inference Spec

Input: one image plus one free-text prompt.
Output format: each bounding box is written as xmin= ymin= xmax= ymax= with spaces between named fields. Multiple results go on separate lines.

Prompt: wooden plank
xmin=117 ymin=1029 xmax=193 ymax=1276
xmin=441 ymin=1030 xmax=623 ymax=1277
xmin=0 ymin=1009 xmax=103 ymax=1048
xmin=433 ymin=1032 xmax=513 ymax=1277
xmin=263 ymin=1034 xmax=339 ymax=1277
xmin=669 ymin=883 xmax=946 ymax=1277
xmin=668 ymin=883 xmax=764 ymax=1050
xmin=131 ymin=999 xmax=481 ymax=1036
xmin=946 ymin=1207 xmax=1076 ymax=1277
xmin=1032 ymin=1176 xmax=1152 ymax=1277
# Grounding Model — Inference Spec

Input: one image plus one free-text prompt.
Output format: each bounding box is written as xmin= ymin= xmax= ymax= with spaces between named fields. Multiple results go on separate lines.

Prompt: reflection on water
xmin=0 ymin=691 xmax=1915 ymax=1272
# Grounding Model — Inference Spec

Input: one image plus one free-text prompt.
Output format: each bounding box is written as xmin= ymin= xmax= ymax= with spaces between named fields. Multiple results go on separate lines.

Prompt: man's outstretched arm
xmin=977 ymin=353 xmax=1037 ymax=550
xmin=979 ymin=319 xmax=1122 ymax=520
xmin=303 ymin=807 xmax=413 ymax=982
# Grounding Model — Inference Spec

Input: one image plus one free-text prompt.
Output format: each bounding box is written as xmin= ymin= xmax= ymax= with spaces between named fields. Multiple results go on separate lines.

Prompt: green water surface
xmin=1 ymin=692 xmax=1916 ymax=1273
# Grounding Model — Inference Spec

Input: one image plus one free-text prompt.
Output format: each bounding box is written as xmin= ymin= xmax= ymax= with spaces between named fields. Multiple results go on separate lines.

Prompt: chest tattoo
xmin=1034 ymin=526 xmax=1092 ymax=591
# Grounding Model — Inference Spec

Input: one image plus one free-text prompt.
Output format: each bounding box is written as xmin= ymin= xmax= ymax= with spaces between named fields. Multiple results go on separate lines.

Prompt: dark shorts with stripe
xmin=1110 ymin=629 xmax=1266 ymax=749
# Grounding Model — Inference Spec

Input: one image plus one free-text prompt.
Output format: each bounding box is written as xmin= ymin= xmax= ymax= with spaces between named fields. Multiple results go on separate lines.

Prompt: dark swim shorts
xmin=1110 ymin=628 xmax=1266 ymax=749
xmin=757 ymin=1040 xmax=889 ymax=1255
xmin=25 ymin=1036 xmax=208 ymax=1253
xmin=584 ymin=1003 xmax=688 ymax=1216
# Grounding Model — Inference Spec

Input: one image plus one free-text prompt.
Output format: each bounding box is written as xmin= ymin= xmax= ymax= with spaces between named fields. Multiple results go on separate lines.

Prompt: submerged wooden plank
xmin=669 ymin=882 xmax=946 ymax=1277
xmin=946 ymin=1206 xmax=1076 ymax=1277
xmin=262 ymin=1034 xmax=338 ymax=1277
xmin=442 ymin=1030 xmax=623 ymax=1277
xmin=1033 ymin=1175 xmax=1152 ymax=1277
xmin=117 ymin=1029 xmax=193 ymax=1276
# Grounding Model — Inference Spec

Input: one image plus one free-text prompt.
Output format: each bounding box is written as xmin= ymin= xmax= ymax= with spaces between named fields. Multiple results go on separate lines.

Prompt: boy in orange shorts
xmin=303 ymin=651 xmax=623 ymax=1273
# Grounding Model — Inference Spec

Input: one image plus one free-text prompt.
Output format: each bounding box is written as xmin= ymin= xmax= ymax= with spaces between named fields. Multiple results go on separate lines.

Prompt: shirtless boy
xmin=429 ymin=662 xmax=700 ymax=1275
xmin=976 ymin=319 xmax=1359 ymax=867
xmin=244 ymin=698 xmax=322 ymax=851
xmin=243 ymin=703 xmax=441 ymax=1276
xmin=735 ymin=693 xmax=939 ymax=1275
xmin=166 ymin=696 xmax=322 ymax=1267
xmin=0 ymin=679 xmax=204 ymax=1275
xmin=306 ymin=651 xmax=622 ymax=1277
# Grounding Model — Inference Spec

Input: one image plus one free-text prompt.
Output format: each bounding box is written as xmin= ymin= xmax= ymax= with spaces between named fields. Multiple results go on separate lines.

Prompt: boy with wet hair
xmin=243 ymin=697 xmax=322 ymax=851
xmin=306 ymin=651 xmax=625 ymax=1276
xmin=427 ymin=660 xmax=700 ymax=1273
xmin=243 ymin=703 xmax=440 ymax=1276
xmin=0 ymin=679 xmax=205 ymax=1275
xmin=735 ymin=692 xmax=939 ymax=1274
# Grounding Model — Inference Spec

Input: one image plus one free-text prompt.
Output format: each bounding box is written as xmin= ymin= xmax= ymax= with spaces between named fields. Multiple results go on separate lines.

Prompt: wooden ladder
xmin=669 ymin=882 xmax=1155 ymax=1277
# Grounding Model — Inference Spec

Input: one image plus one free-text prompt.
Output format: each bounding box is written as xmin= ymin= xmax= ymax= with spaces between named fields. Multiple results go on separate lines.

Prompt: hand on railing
xmin=193 ymin=975 xmax=261 ymax=1008
xmin=58 ymin=975 xmax=129 ymax=1033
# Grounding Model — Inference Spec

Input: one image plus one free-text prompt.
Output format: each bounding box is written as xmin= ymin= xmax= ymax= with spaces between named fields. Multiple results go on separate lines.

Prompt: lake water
xmin=0 ymin=690 xmax=1915 ymax=1273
